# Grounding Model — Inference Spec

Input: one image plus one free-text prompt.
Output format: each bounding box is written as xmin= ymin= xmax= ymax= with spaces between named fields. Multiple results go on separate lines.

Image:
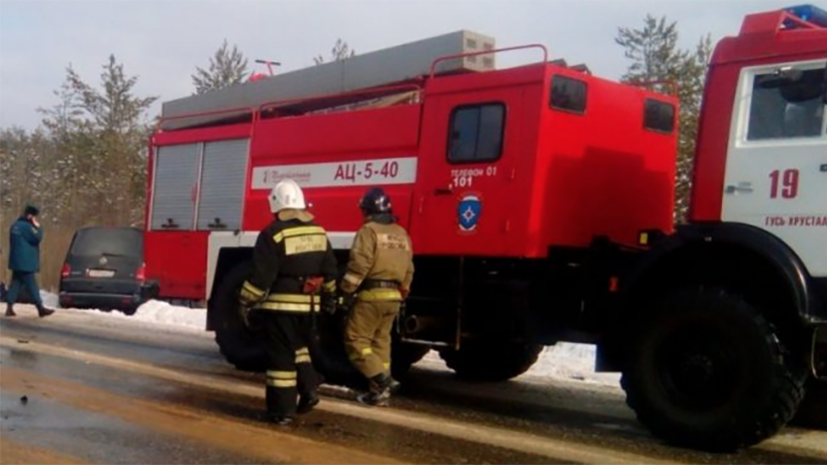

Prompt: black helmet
xmin=359 ymin=188 xmax=392 ymax=216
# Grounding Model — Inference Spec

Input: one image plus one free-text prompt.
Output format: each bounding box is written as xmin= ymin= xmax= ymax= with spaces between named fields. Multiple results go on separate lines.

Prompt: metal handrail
xmin=258 ymin=83 xmax=424 ymax=114
xmin=428 ymin=44 xmax=549 ymax=79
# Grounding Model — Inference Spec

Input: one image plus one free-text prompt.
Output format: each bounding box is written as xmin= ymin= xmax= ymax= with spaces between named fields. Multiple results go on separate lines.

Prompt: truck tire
xmin=622 ymin=290 xmax=808 ymax=451
xmin=309 ymin=316 xmax=431 ymax=387
xmin=211 ymin=262 xmax=269 ymax=372
xmin=439 ymin=342 xmax=543 ymax=381
xmin=310 ymin=311 xmax=364 ymax=388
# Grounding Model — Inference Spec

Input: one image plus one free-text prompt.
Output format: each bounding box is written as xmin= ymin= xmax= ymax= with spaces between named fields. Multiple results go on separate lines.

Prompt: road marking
xmin=0 ymin=367 xmax=401 ymax=465
xmin=0 ymin=336 xmax=682 ymax=464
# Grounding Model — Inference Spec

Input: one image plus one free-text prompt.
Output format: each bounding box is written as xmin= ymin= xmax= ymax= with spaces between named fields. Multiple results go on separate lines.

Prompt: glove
xmin=321 ymin=292 xmax=337 ymax=315
xmin=337 ymin=292 xmax=356 ymax=313
xmin=238 ymin=304 xmax=253 ymax=329
xmin=238 ymin=304 xmax=251 ymax=328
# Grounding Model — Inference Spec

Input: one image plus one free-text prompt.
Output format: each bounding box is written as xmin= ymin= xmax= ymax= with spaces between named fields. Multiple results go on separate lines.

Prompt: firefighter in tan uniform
xmin=238 ymin=180 xmax=337 ymax=425
xmin=341 ymin=187 xmax=414 ymax=406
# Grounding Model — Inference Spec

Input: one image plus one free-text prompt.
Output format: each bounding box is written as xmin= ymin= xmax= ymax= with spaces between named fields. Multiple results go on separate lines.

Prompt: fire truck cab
xmin=146 ymin=6 xmax=826 ymax=452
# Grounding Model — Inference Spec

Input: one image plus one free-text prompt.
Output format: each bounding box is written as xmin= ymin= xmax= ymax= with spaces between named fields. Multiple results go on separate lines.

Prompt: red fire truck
xmin=145 ymin=6 xmax=826 ymax=450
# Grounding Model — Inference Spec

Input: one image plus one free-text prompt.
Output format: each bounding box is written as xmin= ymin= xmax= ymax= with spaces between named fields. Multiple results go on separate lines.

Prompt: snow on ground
xmin=527 ymin=344 xmax=621 ymax=387
xmin=420 ymin=344 xmax=621 ymax=387
xmin=39 ymin=291 xmax=59 ymax=309
xmin=35 ymin=291 xmax=619 ymax=387
xmin=38 ymin=291 xmax=206 ymax=332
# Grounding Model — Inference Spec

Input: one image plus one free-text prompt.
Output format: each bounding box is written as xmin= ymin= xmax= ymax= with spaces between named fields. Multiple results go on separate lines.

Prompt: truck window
xmin=644 ymin=99 xmax=676 ymax=134
xmin=550 ymin=76 xmax=587 ymax=114
xmin=747 ymin=68 xmax=826 ymax=141
xmin=447 ymin=103 xmax=505 ymax=163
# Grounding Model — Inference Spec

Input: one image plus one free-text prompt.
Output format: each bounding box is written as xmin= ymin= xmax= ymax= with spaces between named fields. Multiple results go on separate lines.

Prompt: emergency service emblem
xmin=457 ymin=194 xmax=482 ymax=232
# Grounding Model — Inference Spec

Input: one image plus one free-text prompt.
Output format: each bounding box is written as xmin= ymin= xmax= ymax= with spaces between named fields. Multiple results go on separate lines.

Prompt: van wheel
xmin=622 ymin=290 xmax=807 ymax=451
xmin=212 ymin=262 xmax=268 ymax=372
xmin=440 ymin=342 xmax=543 ymax=381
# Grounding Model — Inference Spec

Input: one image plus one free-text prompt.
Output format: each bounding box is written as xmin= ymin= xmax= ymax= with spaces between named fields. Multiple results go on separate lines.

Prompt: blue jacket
xmin=8 ymin=217 xmax=43 ymax=272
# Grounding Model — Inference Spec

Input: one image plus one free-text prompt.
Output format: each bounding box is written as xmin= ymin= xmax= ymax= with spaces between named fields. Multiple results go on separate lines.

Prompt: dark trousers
xmin=259 ymin=312 xmax=320 ymax=417
xmin=6 ymin=271 xmax=43 ymax=307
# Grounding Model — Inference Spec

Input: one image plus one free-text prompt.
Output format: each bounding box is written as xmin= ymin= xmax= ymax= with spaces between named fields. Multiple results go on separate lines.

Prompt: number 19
xmin=769 ymin=169 xmax=799 ymax=199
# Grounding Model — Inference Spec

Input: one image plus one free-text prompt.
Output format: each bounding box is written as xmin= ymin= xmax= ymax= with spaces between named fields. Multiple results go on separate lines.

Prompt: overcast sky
xmin=0 ymin=0 xmax=790 ymax=130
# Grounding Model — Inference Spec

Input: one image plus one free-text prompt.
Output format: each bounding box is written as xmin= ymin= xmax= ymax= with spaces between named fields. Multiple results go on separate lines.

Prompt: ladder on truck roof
xmin=161 ymin=30 xmax=496 ymax=130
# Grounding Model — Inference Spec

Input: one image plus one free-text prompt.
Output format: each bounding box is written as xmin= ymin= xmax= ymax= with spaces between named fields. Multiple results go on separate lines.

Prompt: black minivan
xmin=58 ymin=227 xmax=158 ymax=314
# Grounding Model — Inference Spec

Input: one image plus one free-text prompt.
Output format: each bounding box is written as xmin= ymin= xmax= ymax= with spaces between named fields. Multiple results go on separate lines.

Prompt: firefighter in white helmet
xmin=237 ymin=179 xmax=337 ymax=425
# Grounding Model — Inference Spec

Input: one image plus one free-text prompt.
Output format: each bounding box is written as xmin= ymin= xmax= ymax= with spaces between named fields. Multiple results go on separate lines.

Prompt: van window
xmin=550 ymin=76 xmax=587 ymax=114
xmin=70 ymin=228 xmax=143 ymax=258
xmin=747 ymin=68 xmax=826 ymax=140
xmin=644 ymin=99 xmax=676 ymax=133
xmin=447 ymin=103 xmax=505 ymax=163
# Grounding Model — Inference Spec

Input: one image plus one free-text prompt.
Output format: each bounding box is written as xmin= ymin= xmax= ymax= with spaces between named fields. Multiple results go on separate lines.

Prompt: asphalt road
xmin=1 ymin=305 xmax=826 ymax=464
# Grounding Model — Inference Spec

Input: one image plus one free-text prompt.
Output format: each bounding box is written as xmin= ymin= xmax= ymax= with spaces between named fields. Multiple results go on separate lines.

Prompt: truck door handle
xmin=820 ymin=163 xmax=827 ymax=173
xmin=434 ymin=188 xmax=453 ymax=196
xmin=725 ymin=182 xmax=754 ymax=195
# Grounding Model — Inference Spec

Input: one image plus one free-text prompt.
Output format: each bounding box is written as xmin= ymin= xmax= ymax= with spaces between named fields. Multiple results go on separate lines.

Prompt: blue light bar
xmin=785 ymin=4 xmax=827 ymax=27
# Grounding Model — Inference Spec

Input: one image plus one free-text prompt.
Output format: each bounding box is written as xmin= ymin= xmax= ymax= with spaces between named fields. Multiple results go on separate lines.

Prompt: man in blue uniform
xmin=5 ymin=205 xmax=54 ymax=318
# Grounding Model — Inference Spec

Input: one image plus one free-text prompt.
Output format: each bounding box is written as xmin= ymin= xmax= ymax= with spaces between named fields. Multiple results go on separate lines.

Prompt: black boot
xmin=357 ymin=372 xmax=393 ymax=407
xmin=5 ymin=304 xmax=15 ymax=317
xmin=297 ymin=391 xmax=320 ymax=414
xmin=266 ymin=413 xmax=294 ymax=426
xmin=37 ymin=304 xmax=54 ymax=318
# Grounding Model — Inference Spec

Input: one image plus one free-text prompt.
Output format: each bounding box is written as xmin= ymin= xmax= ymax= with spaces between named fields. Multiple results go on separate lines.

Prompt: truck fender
xmin=620 ymin=222 xmax=824 ymax=324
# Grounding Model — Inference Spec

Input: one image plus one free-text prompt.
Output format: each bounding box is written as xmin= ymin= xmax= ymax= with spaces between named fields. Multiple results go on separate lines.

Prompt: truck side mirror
xmin=758 ymin=66 xmax=804 ymax=89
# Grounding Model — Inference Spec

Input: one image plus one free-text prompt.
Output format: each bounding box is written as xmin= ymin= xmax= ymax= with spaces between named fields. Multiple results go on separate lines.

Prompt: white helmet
xmin=269 ymin=179 xmax=306 ymax=213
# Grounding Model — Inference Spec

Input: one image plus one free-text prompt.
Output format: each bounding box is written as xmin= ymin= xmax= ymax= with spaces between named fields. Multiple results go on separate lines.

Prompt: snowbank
xmin=421 ymin=343 xmax=620 ymax=387
xmin=41 ymin=291 xmax=205 ymax=332
xmin=125 ymin=300 xmax=206 ymax=330
xmin=528 ymin=344 xmax=621 ymax=387
xmin=40 ymin=290 xmax=59 ymax=308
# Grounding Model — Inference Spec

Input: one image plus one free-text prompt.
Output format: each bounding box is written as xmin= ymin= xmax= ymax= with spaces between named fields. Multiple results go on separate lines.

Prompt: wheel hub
xmin=657 ymin=330 xmax=741 ymax=410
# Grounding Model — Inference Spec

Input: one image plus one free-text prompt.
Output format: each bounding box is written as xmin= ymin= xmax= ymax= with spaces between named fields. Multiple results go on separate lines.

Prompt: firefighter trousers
xmin=259 ymin=312 xmax=321 ymax=418
xmin=344 ymin=300 xmax=400 ymax=379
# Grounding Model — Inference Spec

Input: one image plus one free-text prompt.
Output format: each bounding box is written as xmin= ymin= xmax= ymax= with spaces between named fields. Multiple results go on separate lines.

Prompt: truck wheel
xmin=622 ymin=290 xmax=807 ymax=451
xmin=440 ymin=342 xmax=543 ymax=381
xmin=211 ymin=262 xmax=268 ymax=372
xmin=309 ymin=311 xmax=364 ymax=388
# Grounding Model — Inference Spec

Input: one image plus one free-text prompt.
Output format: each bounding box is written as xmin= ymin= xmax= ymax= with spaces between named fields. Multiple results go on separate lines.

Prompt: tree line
xmin=0 ymin=21 xmax=708 ymax=291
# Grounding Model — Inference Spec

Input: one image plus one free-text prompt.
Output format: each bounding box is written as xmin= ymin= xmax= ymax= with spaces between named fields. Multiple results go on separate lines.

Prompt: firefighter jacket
xmin=8 ymin=217 xmax=43 ymax=273
xmin=341 ymin=215 xmax=414 ymax=301
xmin=239 ymin=209 xmax=337 ymax=313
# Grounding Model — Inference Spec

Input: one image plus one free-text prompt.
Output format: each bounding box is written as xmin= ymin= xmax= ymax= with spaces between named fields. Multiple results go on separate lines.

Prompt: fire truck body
xmin=145 ymin=5 xmax=827 ymax=451
xmin=148 ymin=51 xmax=676 ymax=300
